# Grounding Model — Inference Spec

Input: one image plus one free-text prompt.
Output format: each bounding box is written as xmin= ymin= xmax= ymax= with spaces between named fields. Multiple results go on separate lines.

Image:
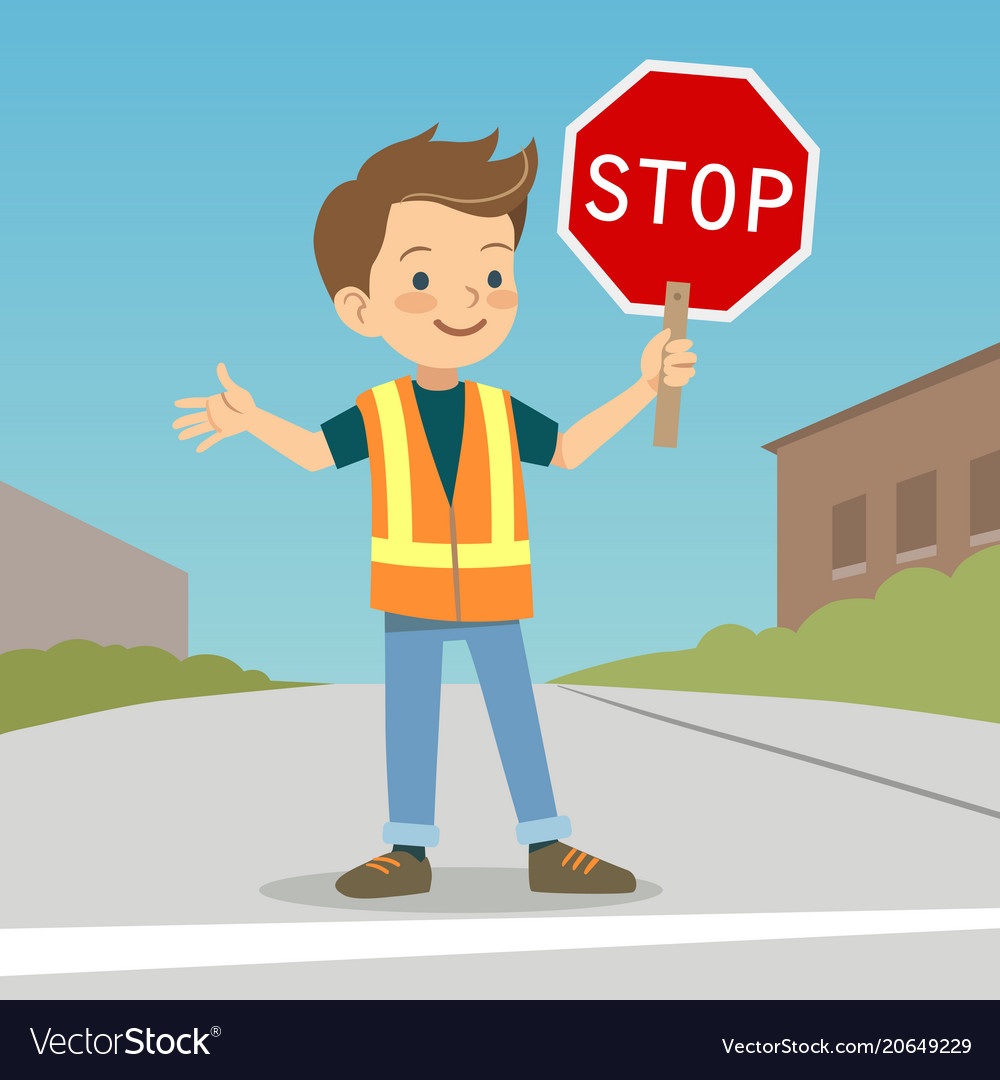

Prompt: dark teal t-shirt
xmin=321 ymin=379 xmax=558 ymax=503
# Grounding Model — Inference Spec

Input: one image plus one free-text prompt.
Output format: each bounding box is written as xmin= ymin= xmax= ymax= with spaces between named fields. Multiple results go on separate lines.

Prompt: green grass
xmin=0 ymin=639 xmax=321 ymax=735
xmin=552 ymin=545 xmax=1000 ymax=724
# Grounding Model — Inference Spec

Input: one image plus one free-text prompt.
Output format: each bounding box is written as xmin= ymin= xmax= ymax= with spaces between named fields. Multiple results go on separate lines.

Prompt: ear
xmin=334 ymin=286 xmax=382 ymax=338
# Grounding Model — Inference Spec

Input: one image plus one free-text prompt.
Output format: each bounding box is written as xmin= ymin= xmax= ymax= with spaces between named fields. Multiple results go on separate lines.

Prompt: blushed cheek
xmin=487 ymin=289 xmax=518 ymax=310
xmin=395 ymin=292 xmax=437 ymax=314
xmin=490 ymin=289 xmax=520 ymax=311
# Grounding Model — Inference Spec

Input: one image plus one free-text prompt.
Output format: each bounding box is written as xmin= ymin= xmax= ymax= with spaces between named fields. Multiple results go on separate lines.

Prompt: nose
xmin=465 ymin=285 xmax=479 ymax=307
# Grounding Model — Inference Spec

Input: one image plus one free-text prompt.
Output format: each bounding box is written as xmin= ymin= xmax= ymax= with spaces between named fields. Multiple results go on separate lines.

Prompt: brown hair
xmin=314 ymin=125 xmax=537 ymax=301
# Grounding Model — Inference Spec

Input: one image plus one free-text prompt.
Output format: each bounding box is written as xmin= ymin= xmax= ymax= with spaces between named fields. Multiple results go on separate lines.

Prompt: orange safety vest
xmin=356 ymin=376 xmax=532 ymax=622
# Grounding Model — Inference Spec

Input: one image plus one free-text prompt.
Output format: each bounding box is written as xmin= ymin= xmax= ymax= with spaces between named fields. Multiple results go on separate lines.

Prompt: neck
xmin=414 ymin=365 xmax=459 ymax=391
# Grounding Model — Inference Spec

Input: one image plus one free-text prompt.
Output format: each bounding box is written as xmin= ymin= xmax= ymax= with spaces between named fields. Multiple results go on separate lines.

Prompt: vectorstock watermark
xmin=30 ymin=1025 xmax=221 ymax=1056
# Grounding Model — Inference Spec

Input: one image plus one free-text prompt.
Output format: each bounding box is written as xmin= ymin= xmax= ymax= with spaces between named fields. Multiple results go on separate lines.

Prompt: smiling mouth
xmin=434 ymin=319 xmax=487 ymax=337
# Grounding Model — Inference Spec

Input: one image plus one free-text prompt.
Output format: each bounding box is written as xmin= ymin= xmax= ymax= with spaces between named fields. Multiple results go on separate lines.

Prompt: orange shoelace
xmin=560 ymin=847 xmax=600 ymax=875
xmin=365 ymin=856 xmax=402 ymax=875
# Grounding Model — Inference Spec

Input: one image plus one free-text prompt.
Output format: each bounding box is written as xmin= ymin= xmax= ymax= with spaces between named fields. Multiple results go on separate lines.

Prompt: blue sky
xmin=2 ymin=1 xmax=997 ymax=683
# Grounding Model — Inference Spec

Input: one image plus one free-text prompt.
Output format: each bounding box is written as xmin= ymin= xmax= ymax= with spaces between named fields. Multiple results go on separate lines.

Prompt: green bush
xmin=552 ymin=545 xmax=1000 ymax=723
xmin=0 ymin=640 xmax=314 ymax=735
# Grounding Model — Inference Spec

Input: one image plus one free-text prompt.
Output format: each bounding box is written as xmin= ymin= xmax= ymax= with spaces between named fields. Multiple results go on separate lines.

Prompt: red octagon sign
xmin=558 ymin=60 xmax=819 ymax=321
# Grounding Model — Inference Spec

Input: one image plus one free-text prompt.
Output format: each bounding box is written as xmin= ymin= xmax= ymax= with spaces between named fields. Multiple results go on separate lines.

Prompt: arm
xmin=243 ymin=410 xmax=333 ymax=471
xmin=552 ymin=328 xmax=696 ymax=469
xmin=173 ymin=363 xmax=334 ymax=471
xmin=552 ymin=378 xmax=654 ymax=470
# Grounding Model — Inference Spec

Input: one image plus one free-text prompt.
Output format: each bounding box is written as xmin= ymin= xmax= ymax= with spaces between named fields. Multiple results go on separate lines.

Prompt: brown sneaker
xmin=529 ymin=842 xmax=636 ymax=894
xmin=335 ymin=852 xmax=432 ymax=898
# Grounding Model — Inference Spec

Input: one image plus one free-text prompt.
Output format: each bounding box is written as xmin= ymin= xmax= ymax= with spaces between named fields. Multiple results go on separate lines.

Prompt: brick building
xmin=1 ymin=481 xmax=187 ymax=657
xmin=762 ymin=343 xmax=1000 ymax=630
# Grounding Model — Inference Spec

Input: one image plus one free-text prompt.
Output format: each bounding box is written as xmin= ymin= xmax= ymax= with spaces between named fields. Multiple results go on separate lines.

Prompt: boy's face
xmin=336 ymin=200 xmax=519 ymax=368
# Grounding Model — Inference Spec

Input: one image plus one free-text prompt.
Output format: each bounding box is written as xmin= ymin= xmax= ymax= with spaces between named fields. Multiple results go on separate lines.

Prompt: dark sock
xmin=392 ymin=844 xmax=426 ymax=862
xmin=529 ymin=839 xmax=557 ymax=854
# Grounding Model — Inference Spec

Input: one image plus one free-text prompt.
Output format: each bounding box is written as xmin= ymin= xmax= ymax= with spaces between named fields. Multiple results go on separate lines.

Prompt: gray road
xmin=2 ymin=684 xmax=999 ymax=998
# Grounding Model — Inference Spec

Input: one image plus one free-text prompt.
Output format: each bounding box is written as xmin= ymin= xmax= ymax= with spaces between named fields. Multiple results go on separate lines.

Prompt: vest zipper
xmin=449 ymin=504 xmax=461 ymax=621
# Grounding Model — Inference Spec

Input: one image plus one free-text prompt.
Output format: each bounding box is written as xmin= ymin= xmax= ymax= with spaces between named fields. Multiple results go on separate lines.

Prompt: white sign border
xmin=557 ymin=59 xmax=820 ymax=322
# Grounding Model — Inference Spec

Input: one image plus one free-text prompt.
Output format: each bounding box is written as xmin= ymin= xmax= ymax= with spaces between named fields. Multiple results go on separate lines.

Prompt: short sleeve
xmin=320 ymin=405 xmax=369 ymax=468
xmin=510 ymin=397 xmax=558 ymax=467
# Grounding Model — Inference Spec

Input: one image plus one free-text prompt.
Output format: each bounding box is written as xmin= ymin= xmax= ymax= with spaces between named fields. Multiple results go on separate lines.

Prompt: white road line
xmin=3 ymin=909 xmax=1000 ymax=978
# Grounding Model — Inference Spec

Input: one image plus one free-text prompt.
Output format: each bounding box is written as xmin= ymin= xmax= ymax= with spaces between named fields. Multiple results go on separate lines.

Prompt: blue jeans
xmin=381 ymin=617 xmax=571 ymax=848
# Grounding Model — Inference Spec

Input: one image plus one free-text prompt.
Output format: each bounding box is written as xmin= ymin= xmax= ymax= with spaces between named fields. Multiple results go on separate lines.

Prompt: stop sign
xmin=558 ymin=60 xmax=819 ymax=321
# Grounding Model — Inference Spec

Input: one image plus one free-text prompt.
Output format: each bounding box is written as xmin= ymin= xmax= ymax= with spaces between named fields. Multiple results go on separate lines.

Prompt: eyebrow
xmin=399 ymin=246 xmax=432 ymax=261
xmin=481 ymin=242 xmax=513 ymax=252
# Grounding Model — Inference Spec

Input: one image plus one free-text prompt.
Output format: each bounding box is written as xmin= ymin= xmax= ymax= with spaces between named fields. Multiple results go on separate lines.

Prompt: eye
xmin=487 ymin=270 xmax=502 ymax=289
xmin=412 ymin=272 xmax=429 ymax=291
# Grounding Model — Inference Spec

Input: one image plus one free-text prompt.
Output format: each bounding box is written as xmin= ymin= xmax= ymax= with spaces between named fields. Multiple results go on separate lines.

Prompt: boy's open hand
xmin=173 ymin=364 xmax=257 ymax=453
xmin=641 ymin=328 xmax=697 ymax=392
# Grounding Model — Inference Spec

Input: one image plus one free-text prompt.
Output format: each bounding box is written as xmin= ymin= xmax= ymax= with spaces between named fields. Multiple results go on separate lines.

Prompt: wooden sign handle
xmin=653 ymin=281 xmax=690 ymax=448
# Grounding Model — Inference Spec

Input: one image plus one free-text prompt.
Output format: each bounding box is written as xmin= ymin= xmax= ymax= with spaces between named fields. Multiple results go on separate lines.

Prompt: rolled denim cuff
xmin=515 ymin=814 xmax=571 ymax=845
xmin=383 ymin=821 xmax=440 ymax=847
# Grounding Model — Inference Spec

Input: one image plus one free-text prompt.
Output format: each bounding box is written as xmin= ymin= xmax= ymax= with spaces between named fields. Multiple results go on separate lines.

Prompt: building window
xmin=970 ymin=449 xmax=1000 ymax=547
xmin=896 ymin=471 xmax=937 ymax=563
xmin=832 ymin=494 xmax=866 ymax=579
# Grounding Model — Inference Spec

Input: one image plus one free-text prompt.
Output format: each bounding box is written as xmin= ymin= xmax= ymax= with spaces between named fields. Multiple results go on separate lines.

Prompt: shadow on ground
xmin=261 ymin=868 xmax=661 ymax=915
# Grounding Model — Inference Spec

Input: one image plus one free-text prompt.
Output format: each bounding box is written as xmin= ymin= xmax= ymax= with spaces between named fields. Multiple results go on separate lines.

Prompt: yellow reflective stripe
xmin=372 ymin=537 xmax=530 ymax=569
xmin=459 ymin=538 xmax=529 ymax=568
xmin=372 ymin=381 xmax=411 ymax=543
xmin=478 ymin=385 xmax=515 ymax=545
xmin=372 ymin=537 xmax=450 ymax=569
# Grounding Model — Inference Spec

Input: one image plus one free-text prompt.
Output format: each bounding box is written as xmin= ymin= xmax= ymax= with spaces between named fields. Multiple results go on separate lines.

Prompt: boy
xmin=174 ymin=126 xmax=696 ymax=898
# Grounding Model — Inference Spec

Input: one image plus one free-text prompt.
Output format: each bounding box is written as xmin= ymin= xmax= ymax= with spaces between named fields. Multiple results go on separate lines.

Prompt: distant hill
xmin=1 ymin=640 xmax=320 ymax=734
xmin=552 ymin=546 xmax=999 ymax=724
